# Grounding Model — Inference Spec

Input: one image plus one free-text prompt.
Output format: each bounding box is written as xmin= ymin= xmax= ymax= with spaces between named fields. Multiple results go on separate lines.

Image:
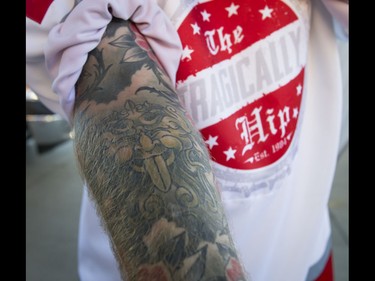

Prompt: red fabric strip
xmin=26 ymin=0 xmax=54 ymax=24
xmin=315 ymin=252 xmax=334 ymax=281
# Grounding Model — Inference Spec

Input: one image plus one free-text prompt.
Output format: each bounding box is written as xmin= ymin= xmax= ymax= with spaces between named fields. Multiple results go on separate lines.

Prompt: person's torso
xmin=160 ymin=0 xmax=312 ymax=201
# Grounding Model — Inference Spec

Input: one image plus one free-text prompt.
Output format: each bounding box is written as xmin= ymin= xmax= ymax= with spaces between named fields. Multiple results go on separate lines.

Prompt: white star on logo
xmin=191 ymin=22 xmax=201 ymax=35
xmin=224 ymin=147 xmax=237 ymax=161
xmin=259 ymin=5 xmax=273 ymax=20
xmin=201 ymin=10 xmax=211 ymax=22
xmin=293 ymin=108 xmax=299 ymax=118
xmin=296 ymin=84 xmax=303 ymax=95
xmin=205 ymin=135 xmax=218 ymax=149
xmin=181 ymin=45 xmax=194 ymax=61
xmin=225 ymin=3 xmax=240 ymax=17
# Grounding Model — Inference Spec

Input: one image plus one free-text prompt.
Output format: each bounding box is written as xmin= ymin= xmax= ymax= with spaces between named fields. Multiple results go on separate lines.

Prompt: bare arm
xmin=73 ymin=17 xmax=248 ymax=281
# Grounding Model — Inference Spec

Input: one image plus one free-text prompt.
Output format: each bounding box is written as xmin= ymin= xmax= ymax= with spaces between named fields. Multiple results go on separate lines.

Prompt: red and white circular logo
xmin=176 ymin=0 xmax=307 ymax=170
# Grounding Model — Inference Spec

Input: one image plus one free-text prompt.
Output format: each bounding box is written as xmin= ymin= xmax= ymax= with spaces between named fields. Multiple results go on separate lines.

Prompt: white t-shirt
xmin=26 ymin=0 xmax=348 ymax=280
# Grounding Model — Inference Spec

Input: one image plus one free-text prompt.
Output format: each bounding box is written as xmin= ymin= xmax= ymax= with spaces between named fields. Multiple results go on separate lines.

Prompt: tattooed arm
xmin=73 ymin=17 xmax=248 ymax=281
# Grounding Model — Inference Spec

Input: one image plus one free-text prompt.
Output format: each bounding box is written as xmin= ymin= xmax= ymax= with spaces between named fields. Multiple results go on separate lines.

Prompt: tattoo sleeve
xmin=73 ymin=17 xmax=249 ymax=281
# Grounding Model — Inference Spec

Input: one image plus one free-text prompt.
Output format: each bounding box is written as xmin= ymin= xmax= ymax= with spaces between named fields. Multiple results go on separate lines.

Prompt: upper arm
xmin=73 ymin=17 xmax=248 ymax=281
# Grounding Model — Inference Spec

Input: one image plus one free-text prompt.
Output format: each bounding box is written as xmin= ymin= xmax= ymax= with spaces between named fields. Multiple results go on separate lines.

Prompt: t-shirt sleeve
xmin=26 ymin=0 xmax=76 ymax=122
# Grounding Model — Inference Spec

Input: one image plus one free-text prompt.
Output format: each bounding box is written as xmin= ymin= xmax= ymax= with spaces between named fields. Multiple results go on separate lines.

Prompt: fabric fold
xmin=320 ymin=0 xmax=349 ymax=40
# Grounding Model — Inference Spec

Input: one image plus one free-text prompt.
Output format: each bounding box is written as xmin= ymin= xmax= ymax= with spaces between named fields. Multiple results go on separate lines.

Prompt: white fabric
xmin=26 ymin=0 xmax=76 ymax=120
xmin=321 ymin=0 xmax=349 ymax=40
xmin=222 ymin=1 xmax=346 ymax=279
xmin=337 ymin=40 xmax=349 ymax=155
xmin=26 ymin=0 xmax=348 ymax=280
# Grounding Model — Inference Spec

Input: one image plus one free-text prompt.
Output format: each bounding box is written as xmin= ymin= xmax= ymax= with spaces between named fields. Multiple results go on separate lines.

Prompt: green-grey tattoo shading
xmin=76 ymin=17 xmax=173 ymax=106
xmin=73 ymin=17 xmax=247 ymax=281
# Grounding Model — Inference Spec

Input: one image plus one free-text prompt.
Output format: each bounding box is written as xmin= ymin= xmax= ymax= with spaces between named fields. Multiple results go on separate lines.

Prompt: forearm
xmin=74 ymin=17 xmax=248 ymax=281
